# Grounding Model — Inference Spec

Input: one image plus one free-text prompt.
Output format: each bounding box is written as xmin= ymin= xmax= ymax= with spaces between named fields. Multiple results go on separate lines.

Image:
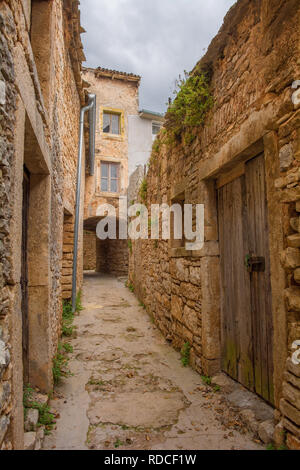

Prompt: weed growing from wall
xmin=139 ymin=178 xmax=147 ymax=202
xmin=52 ymin=292 xmax=83 ymax=385
xmin=23 ymin=385 xmax=55 ymax=435
xmin=52 ymin=350 xmax=72 ymax=385
xmin=180 ymin=342 xmax=191 ymax=367
xmin=165 ymin=68 xmax=213 ymax=144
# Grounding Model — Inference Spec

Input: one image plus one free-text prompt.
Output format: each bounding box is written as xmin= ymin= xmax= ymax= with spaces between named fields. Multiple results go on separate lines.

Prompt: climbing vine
xmin=164 ymin=68 xmax=213 ymax=144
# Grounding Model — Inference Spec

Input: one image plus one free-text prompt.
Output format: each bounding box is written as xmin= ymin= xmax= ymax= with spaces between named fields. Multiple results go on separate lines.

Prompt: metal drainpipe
xmin=72 ymin=94 xmax=96 ymax=312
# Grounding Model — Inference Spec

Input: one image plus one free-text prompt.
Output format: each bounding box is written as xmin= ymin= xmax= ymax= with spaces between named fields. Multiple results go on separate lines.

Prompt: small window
xmin=152 ymin=122 xmax=161 ymax=136
xmin=103 ymin=112 xmax=121 ymax=135
xmin=101 ymin=162 xmax=120 ymax=193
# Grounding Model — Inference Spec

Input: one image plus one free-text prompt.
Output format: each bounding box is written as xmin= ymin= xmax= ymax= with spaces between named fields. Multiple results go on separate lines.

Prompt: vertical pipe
xmin=71 ymin=102 xmax=92 ymax=312
xmin=89 ymin=94 xmax=96 ymax=176
xmin=72 ymin=94 xmax=96 ymax=312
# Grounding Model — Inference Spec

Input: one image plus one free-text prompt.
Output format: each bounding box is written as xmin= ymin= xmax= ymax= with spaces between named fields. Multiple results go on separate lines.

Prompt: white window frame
xmin=100 ymin=161 xmax=120 ymax=193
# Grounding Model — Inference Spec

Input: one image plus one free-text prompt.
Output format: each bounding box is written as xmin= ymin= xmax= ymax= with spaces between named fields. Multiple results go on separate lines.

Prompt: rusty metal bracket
xmin=245 ymin=254 xmax=265 ymax=273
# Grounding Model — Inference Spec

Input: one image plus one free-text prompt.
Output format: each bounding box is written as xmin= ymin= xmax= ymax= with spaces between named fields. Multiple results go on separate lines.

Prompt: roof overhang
xmin=139 ymin=109 xmax=165 ymax=121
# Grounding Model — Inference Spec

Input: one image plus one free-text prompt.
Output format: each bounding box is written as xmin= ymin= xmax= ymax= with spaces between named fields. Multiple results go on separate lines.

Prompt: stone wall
xmin=0 ymin=0 xmax=17 ymax=451
xmin=129 ymin=0 xmax=300 ymax=448
xmin=278 ymin=359 xmax=300 ymax=449
xmin=0 ymin=0 xmax=86 ymax=449
xmin=96 ymin=238 xmax=128 ymax=277
xmin=83 ymin=230 xmax=96 ymax=271
xmin=127 ymin=165 xmax=145 ymax=205
xmin=62 ymin=214 xmax=75 ymax=300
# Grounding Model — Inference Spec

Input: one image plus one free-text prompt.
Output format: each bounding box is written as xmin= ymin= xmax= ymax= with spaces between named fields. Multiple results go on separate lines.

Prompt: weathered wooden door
xmin=21 ymin=168 xmax=30 ymax=384
xmin=218 ymin=153 xmax=274 ymax=404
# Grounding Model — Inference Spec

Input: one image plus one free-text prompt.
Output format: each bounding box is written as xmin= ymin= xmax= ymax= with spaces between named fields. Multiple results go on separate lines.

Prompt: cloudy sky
xmin=80 ymin=0 xmax=236 ymax=113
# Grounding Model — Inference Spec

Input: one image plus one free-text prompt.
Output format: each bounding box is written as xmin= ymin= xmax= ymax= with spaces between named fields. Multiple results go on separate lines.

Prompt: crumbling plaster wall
xmin=129 ymin=0 xmax=300 ymax=448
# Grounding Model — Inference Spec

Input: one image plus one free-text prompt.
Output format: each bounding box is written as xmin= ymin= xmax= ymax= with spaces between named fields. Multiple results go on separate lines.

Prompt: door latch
xmin=245 ymin=254 xmax=265 ymax=273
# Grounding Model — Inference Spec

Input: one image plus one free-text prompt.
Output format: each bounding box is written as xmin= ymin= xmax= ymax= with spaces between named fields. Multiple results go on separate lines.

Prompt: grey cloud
xmin=80 ymin=0 xmax=236 ymax=113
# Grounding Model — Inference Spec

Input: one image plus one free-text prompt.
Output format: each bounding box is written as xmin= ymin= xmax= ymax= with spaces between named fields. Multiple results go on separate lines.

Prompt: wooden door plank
xmin=245 ymin=154 xmax=274 ymax=404
xmin=218 ymin=177 xmax=253 ymax=388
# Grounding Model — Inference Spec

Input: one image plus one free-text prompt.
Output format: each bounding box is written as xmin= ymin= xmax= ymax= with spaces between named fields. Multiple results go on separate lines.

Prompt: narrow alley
xmin=43 ymin=273 xmax=262 ymax=450
xmin=1 ymin=0 xmax=299 ymax=452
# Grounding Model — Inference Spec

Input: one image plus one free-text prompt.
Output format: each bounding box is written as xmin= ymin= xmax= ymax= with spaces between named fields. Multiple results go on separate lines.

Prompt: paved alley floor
xmin=44 ymin=273 xmax=262 ymax=450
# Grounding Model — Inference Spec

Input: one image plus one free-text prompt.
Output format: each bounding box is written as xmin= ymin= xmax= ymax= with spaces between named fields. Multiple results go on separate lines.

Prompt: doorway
xmin=218 ymin=153 xmax=274 ymax=404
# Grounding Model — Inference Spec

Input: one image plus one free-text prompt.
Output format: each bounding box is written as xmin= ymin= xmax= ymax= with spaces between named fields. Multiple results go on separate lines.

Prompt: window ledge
xmin=95 ymin=192 xmax=121 ymax=198
xmin=102 ymin=133 xmax=124 ymax=141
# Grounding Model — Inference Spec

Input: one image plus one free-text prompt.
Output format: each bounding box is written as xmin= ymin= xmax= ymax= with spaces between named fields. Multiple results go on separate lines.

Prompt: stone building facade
xmin=83 ymin=67 xmax=140 ymax=276
xmin=129 ymin=0 xmax=300 ymax=449
xmin=0 ymin=0 xmax=86 ymax=449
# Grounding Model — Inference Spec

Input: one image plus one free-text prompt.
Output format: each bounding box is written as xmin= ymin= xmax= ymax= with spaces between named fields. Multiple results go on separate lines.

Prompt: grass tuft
xmin=180 ymin=342 xmax=191 ymax=367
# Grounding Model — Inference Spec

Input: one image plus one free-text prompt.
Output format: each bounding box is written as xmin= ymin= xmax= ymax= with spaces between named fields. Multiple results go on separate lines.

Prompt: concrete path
xmin=44 ymin=273 xmax=262 ymax=450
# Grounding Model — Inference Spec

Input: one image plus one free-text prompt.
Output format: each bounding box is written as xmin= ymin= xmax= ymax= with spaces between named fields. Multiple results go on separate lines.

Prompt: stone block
xmin=24 ymin=408 xmax=39 ymax=431
xmin=284 ymin=370 xmax=300 ymax=390
xmin=171 ymin=295 xmax=183 ymax=322
xmin=62 ymin=291 xmax=72 ymax=300
xmin=183 ymin=305 xmax=198 ymax=332
xmin=200 ymin=257 xmax=220 ymax=361
xmin=285 ymin=287 xmax=300 ymax=312
xmin=280 ymin=248 xmax=300 ymax=270
xmin=280 ymin=398 xmax=300 ymax=426
xmin=280 ymin=187 xmax=300 ymax=203
xmin=211 ymin=373 xmax=233 ymax=389
xmin=0 ymin=415 xmax=9 ymax=445
xmin=282 ymin=381 xmax=300 ymax=411
xmin=0 ymin=381 xmax=10 ymax=412
xmin=0 ymin=80 xmax=5 ymax=105
xmin=24 ymin=431 xmax=36 ymax=450
xmin=290 ymin=217 xmax=300 ymax=232
xmin=34 ymin=426 xmax=45 ymax=450
xmin=62 ymin=260 xmax=73 ymax=268
xmin=62 ymin=268 xmax=72 ymax=276
xmin=61 ymin=276 xmax=72 ymax=285
xmin=273 ymin=421 xmax=285 ymax=448
xmin=63 ymin=244 xmax=73 ymax=254
xmin=294 ymin=268 xmax=300 ymax=284
xmin=179 ymin=282 xmax=200 ymax=301
xmin=31 ymin=391 xmax=48 ymax=406
xmin=239 ymin=409 xmax=258 ymax=434
xmin=189 ymin=266 xmax=201 ymax=285
xmin=258 ymin=420 xmax=274 ymax=444
xmin=170 ymin=259 xmax=188 ymax=282
xmin=279 ymin=143 xmax=294 ymax=171
xmin=287 ymin=234 xmax=300 ymax=248
xmin=0 ymin=339 xmax=10 ymax=367
xmin=286 ymin=359 xmax=300 ymax=378
xmin=282 ymin=417 xmax=300 ymax=438
xmin=287 ymin=432 xmax=300 ymax=450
